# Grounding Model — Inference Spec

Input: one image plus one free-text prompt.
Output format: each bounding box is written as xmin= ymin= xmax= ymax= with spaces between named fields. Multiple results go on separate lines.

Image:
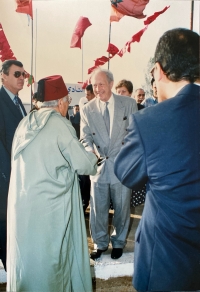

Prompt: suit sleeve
xmin=130 ymin=98 xmax=138 ymax=115
xmin=80 ymin=106 xmax=95 ymax=152
xmin=58 ymin=118 xmax=97 ymax=176
xmin=114 ymin=113 xmax=147 ymax=189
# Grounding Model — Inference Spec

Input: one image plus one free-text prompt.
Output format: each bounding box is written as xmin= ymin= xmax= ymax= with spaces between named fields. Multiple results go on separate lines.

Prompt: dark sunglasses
xmin=13 ymin=71 xmax=26 ymax=78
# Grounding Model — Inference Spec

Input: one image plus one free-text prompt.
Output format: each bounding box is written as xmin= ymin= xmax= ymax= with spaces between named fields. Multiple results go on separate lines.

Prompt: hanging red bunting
xmin=126 ymin=25 xmax=148 ymax=52
xmin=0 ymin=23 xmax=34 ymax=86
xmin=81 ymin=5 xmax=170 ymax=88
xmin=0 ymin=27 xmax=16 ymax=61
xmin=144 ymin=6 xmax=170 ymax=25
xmin=107 ymin=43 xmax=119 ymax=57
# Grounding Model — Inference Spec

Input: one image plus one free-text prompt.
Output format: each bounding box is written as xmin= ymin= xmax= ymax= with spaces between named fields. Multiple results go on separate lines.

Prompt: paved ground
xmin=92 ymin=277 xmax=136 ymax=292
xmin=86 ymin=205 xmax=143 ymax=291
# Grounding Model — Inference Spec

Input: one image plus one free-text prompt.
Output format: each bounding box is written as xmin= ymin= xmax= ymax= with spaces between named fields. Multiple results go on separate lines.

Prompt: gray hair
xmin=91 ymin=68 xmax=114 ymax=83
xmin=38 ymin=96 xmax=68 ymax=109
xmin=135 ymin=88 xmax=144 ymax=93
xmin=40 ymin=100 xmax=59 ymax=108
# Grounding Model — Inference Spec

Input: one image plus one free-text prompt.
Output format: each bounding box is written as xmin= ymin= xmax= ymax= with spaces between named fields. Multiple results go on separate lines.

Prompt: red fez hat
xmin=37 ymin=75 xmax=68 ymax=102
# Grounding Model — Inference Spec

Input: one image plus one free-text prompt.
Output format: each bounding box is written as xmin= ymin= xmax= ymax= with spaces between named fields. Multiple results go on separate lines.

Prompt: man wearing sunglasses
xmin=0 ymin=59 xmax=27 ymax=271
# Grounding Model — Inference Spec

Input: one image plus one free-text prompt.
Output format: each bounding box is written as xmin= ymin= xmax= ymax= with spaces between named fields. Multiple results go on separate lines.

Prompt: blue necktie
xmin=13 ymin=96 xmax=22 ymax=116
xmin=103 ymin=102 xmax=110 ymax=135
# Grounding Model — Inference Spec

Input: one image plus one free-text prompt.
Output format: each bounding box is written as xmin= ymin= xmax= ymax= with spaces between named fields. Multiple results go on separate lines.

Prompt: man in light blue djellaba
xmin=7 ymin=75 xmax=97 ymax=292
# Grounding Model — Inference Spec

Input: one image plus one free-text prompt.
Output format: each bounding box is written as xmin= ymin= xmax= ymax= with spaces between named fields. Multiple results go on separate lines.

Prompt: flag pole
xmin=30 ymin=16 xmax=34 ymax=109
xmin=82 ymin=37 xmax=83 ymax=82
xmin=34 ymin=9 xmax=37 ymax=82
xmin=108 ymin=23 xmax=111 ymax=70
xmin=190 ymin=0 xmax=194 ymax=30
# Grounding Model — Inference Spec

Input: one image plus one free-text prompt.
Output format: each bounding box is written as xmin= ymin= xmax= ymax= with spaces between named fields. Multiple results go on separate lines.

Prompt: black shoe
xmin=111 ymin=248 xmax=123 ymax=259
xmin=90 ymin=248 xmax=108 ymax=260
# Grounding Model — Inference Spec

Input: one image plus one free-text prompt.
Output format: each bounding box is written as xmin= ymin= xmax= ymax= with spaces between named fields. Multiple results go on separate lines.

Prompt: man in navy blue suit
xmin=0 ymin=60 xmax=26 ymax=270
xmin=114 ymin=28 xmax=200 ymax=291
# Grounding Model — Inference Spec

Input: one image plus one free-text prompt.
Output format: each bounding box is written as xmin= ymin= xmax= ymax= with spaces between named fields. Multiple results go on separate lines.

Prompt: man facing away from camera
xmin=7 ymin=75 xmax=97 ymax=292
xmin=0 ymin=59 xmax=27 ymax=271
xmin=114 ymin=28 xmax=200 ymax=291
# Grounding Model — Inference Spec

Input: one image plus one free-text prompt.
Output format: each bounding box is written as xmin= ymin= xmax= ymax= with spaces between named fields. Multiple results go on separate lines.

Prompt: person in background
xmin=114 ymin=28 xmax=200 ymax=291
xmin=116 ymin=79 xmax=144 ymax=110
xmin=134 ymin=88 xmax=145 ymax=109
xmin=31 ymin=92 xmax=39 ymax=110
xmin=7 ymin=75 xmax=97 ymax=292
xmin=79 ymin=84 xmax=95 ymax=110
xmin=69 ymin=104 xmax=80 ymax=138
xmin=0 ymin=59 xmax=26 ymax=271
xmin=29 ymin=91 xmax=44 ymax=112
xmin=81 ymin=68 xmax=138 ymax=260
xmin=79 ymin=84 xmax=95 ymax=215
xmin=142 ymin=77 xmax=158 ymax=107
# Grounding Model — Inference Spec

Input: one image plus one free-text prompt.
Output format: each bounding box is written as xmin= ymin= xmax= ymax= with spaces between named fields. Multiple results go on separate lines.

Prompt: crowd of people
xmin=0 ymin=27 xmax=199 ymax=292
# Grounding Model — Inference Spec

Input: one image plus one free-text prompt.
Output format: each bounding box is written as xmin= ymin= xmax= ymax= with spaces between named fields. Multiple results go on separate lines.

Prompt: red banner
xmin=15 ymin=0 xmax=33 ymax=19
xmin=110 ymin=0 xmax=149 ymax=22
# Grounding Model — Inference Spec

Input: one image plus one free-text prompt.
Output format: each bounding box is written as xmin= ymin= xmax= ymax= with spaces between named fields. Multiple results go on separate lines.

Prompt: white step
xmin=90 ymin=252 xmax=134 ymax=280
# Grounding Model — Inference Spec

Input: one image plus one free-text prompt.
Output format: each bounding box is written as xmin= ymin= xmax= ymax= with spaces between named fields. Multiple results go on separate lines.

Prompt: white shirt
xmin=99 ymin=94 xmax=114 ymax=137
xmin=79 ymin=96 xmax=88 ymax=110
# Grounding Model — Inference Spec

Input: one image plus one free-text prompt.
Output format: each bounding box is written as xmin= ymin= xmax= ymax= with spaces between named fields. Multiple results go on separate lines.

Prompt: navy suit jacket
xmin=0 ymin=86 xmax=26 ymax=267
xmin=114 ymin=84 xmax=200 ymax=291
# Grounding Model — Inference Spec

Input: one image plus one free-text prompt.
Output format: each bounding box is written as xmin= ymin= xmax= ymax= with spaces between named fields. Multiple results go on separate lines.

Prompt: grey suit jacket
xmin=80 ymin=94 xmax=138 ymax=184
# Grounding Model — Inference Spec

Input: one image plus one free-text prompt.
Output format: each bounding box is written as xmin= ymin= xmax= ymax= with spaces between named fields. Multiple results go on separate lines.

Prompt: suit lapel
xmin=110 ymin=94 xmax=125 ymax=149
xmin=90 ymin=98 xmax=110 ymax=146
xmin=1 ymin=87 xmax=24 ymax=120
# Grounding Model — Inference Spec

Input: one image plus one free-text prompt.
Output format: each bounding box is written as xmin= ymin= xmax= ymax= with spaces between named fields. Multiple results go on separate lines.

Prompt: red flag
xmin=126 ymin=25 xmax=148 ymax=52
xmin=144 ymin=6 xmax=170 ymax=25
xmin=117 ymin=45 xmax=127 ymax=57
xmin=88 ymin=66 xmax=98 ymax=75
xmin=110 ymin=0 xmax=149 ymax=22
xmin=70 ymin=17 xmax=92 ymax=49
xmin=107 ymin=43 xmax=119 ymax=57
xmin=94 ymin=56 xmax=109 ymax=66
xmin=0 ymin=25 xmax=16 ymax=61
xmin=15 ymin=0 xmax=33 ymax=19
xmin=81 ymin=80 xmax=90 ymax=89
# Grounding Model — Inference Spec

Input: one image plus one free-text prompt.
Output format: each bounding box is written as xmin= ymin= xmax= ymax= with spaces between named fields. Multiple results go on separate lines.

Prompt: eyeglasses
xmin=13 ymin=71 xmax=26 ymax=78
xmin=138 ymin=94 xmax=145 ymax=97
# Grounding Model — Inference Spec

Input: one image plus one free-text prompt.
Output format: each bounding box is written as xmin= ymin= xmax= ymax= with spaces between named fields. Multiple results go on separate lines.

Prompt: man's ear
xmin=156 ymin=62 xmax=165 ymax=81
xmin=57 ymin=98 xmax=62 ymax=106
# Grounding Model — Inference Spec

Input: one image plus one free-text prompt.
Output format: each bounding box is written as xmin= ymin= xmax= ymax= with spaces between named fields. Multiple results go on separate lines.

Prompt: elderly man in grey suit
xmin=81 ymin=68 xmax=137 ymax=260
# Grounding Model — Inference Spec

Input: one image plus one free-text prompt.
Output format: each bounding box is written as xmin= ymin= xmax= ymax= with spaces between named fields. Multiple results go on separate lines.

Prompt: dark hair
xmin=115 ymin=79 xmax=133 ymax=94
xmin=32 ymin=92 xmax=38 ymax=100
xmin=32 ymin=91 xmax=44 ymax=103
xmin=154 ymin=28 xmax=200 ymax=82
xmin=74 ymin=104 xmax=79 ymax=107
xmin=86 ymin=84 xmax=94 ymax=94
xmin=1 ymin=60 xmax=23 ymax=75
xmin=151 ymin=78 xmax=155 ymax=86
